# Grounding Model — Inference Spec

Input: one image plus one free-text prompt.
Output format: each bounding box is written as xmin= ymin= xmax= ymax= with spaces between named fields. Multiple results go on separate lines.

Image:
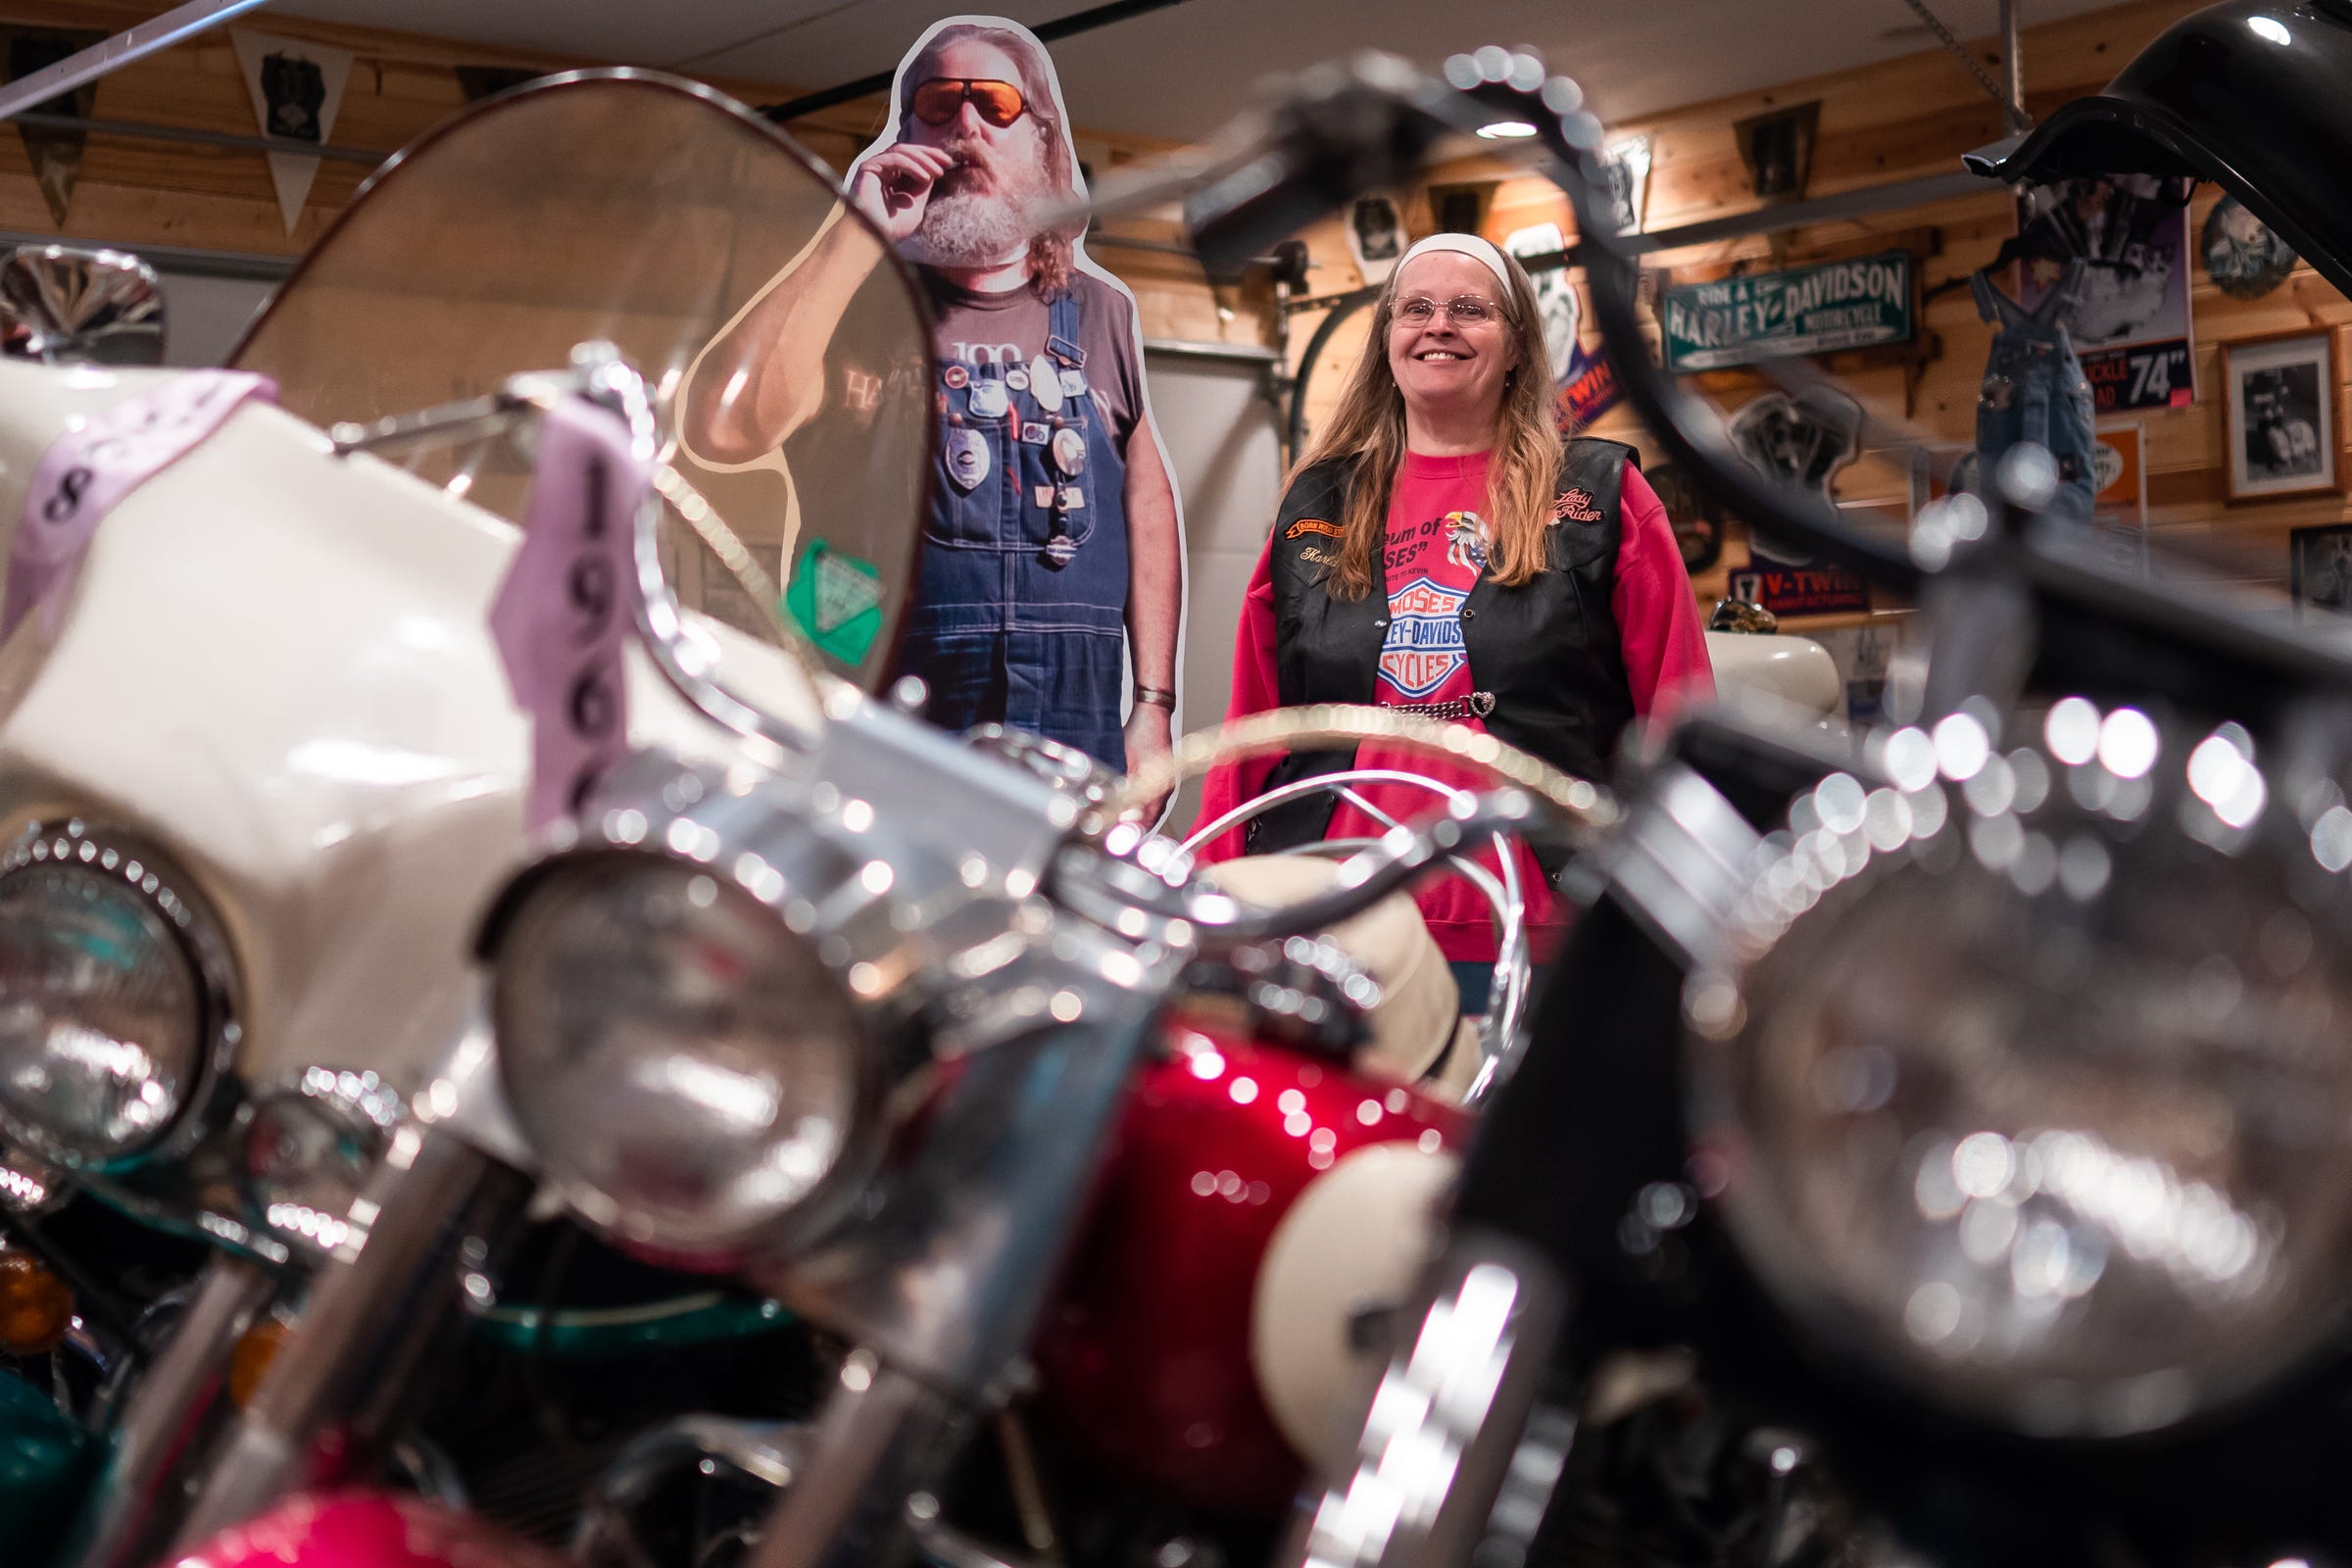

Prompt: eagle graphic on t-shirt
xmin=1444 ymin=511 xmax=1491 ymax=572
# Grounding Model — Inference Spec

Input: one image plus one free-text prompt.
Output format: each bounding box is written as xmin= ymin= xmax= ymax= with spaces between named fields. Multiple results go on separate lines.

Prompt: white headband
xmin=1396 ymin=232 xmax=1513 ymax=291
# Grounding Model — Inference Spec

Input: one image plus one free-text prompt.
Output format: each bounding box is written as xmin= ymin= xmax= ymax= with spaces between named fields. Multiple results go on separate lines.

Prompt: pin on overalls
xmin=902 ymin=291 xmax=1131 ymax=769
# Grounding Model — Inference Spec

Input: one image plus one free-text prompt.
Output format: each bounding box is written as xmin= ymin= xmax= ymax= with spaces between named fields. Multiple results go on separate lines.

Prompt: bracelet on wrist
xmin=1134 ymin=685 xmax=1177 ymax=710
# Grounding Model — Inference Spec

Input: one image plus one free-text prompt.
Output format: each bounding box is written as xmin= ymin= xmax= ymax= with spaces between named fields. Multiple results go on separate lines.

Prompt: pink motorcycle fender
xmin=173 ymin=1491 xmax=566 ymax=1568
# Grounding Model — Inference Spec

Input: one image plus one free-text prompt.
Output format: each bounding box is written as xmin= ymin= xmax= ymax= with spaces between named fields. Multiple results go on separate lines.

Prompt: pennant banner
xmin=1 ymin=27 xmax=104 ymax=226
xmin=231 ymin=29 xmax=354 ymax=235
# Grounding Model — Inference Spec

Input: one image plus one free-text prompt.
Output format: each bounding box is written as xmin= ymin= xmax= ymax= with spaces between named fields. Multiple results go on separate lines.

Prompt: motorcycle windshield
xmin=233 ymin=70 xmax=934 ymax=692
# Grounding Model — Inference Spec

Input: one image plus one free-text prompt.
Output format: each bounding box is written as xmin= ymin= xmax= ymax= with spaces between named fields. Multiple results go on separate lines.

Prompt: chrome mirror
xmin=0 ymin=244 xmax=165 ymax=366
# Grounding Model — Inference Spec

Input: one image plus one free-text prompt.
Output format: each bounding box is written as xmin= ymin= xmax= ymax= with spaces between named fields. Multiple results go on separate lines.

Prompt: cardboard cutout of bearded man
xmin=683 ymin=16 xmax=1183 ymax=787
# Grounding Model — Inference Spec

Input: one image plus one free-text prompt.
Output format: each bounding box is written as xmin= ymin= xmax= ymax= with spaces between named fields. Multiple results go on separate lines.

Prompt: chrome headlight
xmin=239 ymin=1067 xmax=403 ymax=1254
xmin=1686 ymin=706 xmax=2352 ymax=1437
xmin=488 ymin=766 xmax=925 ymax=1270
xmin=0 ymin=822 xmax=238 ymax=1170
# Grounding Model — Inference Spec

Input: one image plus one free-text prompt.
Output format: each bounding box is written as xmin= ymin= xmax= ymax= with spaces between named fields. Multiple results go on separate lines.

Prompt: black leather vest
xmin=1249 ymin=437 xmax=1639 ymax=864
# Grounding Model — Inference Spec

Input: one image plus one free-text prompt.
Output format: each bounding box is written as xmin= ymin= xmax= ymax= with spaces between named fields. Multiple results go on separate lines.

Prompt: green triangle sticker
xmin=782 ymin=539 xmax=884 ymax=665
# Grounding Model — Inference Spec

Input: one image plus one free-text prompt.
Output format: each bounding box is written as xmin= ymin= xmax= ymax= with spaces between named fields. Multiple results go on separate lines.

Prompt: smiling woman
xmin=1189 ymin=232 xmax=1715 ymax=995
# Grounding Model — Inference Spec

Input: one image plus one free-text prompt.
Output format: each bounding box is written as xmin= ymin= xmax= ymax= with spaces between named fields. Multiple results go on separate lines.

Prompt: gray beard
xmin=908 ymin=186 xmax=1033 ymax=267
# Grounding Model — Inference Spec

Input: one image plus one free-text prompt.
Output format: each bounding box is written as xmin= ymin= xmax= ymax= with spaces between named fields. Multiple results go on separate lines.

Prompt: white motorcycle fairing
xmin=0 ymin=361 xmax=819 ymax=1102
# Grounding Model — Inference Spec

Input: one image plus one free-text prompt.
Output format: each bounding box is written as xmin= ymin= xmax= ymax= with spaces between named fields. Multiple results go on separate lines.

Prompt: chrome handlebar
xmin=1178 ymin=769 xmax=1535 ymax=1102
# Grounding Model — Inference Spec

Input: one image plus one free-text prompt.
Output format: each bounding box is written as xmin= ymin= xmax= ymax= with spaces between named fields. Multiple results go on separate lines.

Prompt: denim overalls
xmin=1964 ymin=260 xmax=2096 ymax=517
xmin=900 ymin=290 xmax=1130 ymax=769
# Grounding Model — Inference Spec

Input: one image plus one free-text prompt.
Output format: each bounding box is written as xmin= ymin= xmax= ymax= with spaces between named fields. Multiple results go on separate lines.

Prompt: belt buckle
xmin=1469 ymin=692 xmax=1496 ymax=717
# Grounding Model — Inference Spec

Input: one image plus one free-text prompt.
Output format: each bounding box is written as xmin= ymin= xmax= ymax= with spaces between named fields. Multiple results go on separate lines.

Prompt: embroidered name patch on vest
xmin=1552 ymin=487 xmax=1603 ymax=523
xmin=1380 ymin=575 xmax=1470 ymax=698
xmin=1286 ymin=516 xmax=1343 ymax=539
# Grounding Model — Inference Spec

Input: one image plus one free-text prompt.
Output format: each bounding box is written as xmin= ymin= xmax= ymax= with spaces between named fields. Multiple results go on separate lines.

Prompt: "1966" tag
xmin=487 ymin=396 xmax=650 ymax=832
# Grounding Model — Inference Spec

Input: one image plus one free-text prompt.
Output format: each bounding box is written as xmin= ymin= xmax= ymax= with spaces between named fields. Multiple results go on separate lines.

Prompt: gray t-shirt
xmin=923 ymin=268 xmax=1148 ymax=452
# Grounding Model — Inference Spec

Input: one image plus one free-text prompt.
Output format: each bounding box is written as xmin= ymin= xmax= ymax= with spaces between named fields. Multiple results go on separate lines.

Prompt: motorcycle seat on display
xmin=1197 ymin=854 xmax=1479 ymax=1101
xmin=1702 ymin=628 xmax=1842 ymax=720
xmin=0 ymin=360 xmax=821 ymax=1102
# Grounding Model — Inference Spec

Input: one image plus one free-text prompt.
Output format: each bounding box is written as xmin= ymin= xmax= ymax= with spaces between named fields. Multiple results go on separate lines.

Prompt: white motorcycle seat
xmin=1197 ymin=854 xmax=1475 ymax=1097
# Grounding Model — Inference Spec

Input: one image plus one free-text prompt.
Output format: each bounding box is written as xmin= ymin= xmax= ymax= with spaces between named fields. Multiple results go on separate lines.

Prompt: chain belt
xmin=1380 ymin=692 xmax=1496 ymax=720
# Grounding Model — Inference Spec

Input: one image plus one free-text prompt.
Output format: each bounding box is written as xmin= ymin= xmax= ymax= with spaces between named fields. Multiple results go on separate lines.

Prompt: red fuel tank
xmin=1032 ymin=1014 xmax=1467 ymax=1516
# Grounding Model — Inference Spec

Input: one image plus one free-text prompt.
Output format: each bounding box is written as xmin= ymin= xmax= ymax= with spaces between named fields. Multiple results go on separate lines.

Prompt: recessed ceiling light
xmin=1477 ymin=120 xmax=1539 ymax=139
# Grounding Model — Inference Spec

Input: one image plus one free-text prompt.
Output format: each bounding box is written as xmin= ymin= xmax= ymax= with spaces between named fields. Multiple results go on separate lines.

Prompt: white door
xmin=1142 ymin=343 xmax=1286 ymax=831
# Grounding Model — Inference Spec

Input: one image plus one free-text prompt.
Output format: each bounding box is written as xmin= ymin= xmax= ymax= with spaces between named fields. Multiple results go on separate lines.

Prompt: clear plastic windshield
xmin=232 ymin=70 xmax=934 ymax=691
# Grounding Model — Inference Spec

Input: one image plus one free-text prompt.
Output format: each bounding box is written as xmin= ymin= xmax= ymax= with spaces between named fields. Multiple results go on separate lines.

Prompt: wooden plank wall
xmin=1 ymin=0 xmax=2340 ymax=613
xmin=1285 ymin=0 xmax=2347 ymax=615
xmin=0 ymin=1 xmax=1271 ymax=350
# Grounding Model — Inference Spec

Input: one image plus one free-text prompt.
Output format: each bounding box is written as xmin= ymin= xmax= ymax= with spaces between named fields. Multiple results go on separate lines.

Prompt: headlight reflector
xmin=493 ymin=854 xmax=869 ymax=1266
xmin=1688 ymin=719 xmax=2352 ymax=1436
xmin=0 ymin=827 xmax=228 ymax=1168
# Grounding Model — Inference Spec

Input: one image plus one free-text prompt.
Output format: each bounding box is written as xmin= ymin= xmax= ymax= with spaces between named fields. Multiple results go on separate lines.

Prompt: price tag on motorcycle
xmin=1 ymin=369 xmax=275 ymax=643
xmin=488 ymin=395 xmax=649 ymax=832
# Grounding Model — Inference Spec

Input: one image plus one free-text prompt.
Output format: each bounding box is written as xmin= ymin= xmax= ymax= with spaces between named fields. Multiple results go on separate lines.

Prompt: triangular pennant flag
xmin=231 ymin=29 xmax=354 ymax=235
xmin=3 ymin=28 xmax=104 ymax=227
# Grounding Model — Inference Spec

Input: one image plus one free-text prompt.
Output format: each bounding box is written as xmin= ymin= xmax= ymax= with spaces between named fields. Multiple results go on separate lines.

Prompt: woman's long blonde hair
xmin=1298 ymin=243 xmax=1561 ymax=599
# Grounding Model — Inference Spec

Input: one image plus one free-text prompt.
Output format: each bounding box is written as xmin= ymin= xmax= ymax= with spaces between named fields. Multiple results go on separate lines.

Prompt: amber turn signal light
xmin=0 ymin=1249 xmax=72 ymax=1354
xmin=229 ymin=1313 xmax=293 ymax=1408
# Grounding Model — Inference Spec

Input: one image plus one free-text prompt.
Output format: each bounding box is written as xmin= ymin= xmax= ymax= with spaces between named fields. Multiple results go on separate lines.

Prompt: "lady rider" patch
xmin=1551 ymin=487 xmax=1603 ymax=522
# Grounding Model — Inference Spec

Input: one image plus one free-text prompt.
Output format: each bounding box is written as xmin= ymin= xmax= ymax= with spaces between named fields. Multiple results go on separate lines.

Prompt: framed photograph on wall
xmin=1347 ymin=195 xmax=1403 ymax=285
xmin=2227 ymin=328 xmax=2342 ymax=502
xmin=2291 ymin=523 xmax=2352 ymax=619
xmin=1602 ymin=135 xmax=1652 ymax=234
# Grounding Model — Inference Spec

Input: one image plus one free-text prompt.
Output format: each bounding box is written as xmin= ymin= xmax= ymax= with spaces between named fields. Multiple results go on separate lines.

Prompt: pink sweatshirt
xmin=1191 ymin=457 xmax=1713 ymax=961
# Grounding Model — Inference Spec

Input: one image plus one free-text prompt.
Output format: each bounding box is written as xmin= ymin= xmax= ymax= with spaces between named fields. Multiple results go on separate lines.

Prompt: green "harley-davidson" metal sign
xmin=1662 ymin=251 xmax=1914 ymax=371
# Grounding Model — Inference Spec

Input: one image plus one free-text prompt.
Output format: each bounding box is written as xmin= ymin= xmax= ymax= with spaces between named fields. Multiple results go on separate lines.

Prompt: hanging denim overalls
xmin=899 ymin=290 xmax=1130 ymax=769
xmin=1961 ymin=259 xmax=2097 ymax=518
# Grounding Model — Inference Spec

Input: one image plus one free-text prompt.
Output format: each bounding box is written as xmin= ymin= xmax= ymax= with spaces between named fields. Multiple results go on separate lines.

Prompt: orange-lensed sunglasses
xmin=910 ymin=77 xmax=1030 ymax=128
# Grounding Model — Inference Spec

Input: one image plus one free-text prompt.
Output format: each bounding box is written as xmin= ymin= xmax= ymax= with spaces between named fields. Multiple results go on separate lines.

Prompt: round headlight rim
xmin=487 ymin=842 xmax=899 ymax=1274
xmin=0 ymin=818 xmax=244 ymax=1174
xmin=1680 ymin=722 xmax=2352 ymax=1441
